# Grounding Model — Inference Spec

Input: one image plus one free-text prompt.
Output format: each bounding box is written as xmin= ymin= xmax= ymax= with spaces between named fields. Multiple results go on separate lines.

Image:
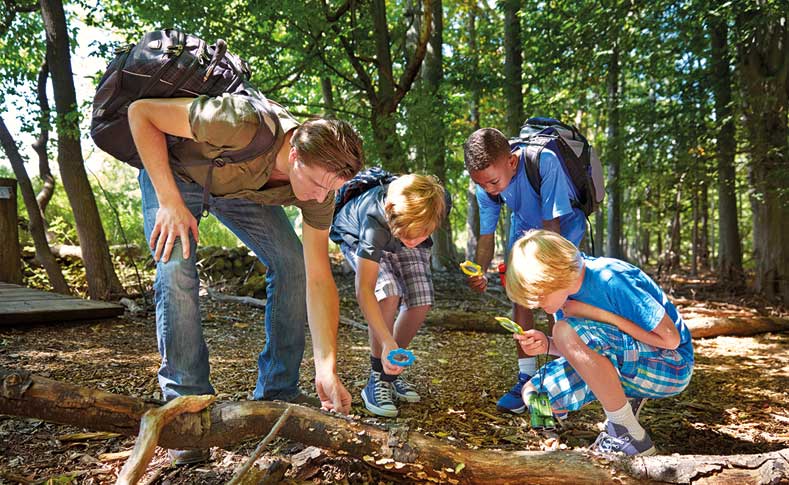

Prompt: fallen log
xmin=684 ymin=315 xmax=789 ymax=338
xmin=423 ymin=309 xmax=789 ymax=339
xmin=1 ymin=368 xmax=786 ymax=484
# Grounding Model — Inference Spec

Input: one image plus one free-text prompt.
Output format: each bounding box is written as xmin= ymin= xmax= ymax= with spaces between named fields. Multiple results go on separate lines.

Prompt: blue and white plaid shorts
xmin=530 ymin=318 xmax=694 ymax=417
xmin=340 ymin=244 xmax=434 ymax=308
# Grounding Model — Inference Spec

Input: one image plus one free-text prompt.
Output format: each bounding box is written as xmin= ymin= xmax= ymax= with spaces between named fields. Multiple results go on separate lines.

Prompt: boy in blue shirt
xmin=463 ymin=128 xmax=586 ymax=414
xmin=506 ymin=230 xmax=694 ymax=456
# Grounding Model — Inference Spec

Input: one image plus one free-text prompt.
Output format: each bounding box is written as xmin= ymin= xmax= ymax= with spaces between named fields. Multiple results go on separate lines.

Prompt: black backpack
xmin=334 ymin=167 xmax=398 ymax=216
xmin=506 ymin=117 xmax=604 ymax=217
xmin=90 ymin=29 xmax=278 ymax=172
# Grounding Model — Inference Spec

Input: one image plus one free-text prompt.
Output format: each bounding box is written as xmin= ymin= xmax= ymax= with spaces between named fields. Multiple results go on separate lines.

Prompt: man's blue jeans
xmin=139 ymin=169 xmax=307 ymax=402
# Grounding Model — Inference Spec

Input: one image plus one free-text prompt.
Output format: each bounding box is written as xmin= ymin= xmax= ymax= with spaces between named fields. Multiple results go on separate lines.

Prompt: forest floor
xmin=0 ymin=267 xmax=787 ymax=484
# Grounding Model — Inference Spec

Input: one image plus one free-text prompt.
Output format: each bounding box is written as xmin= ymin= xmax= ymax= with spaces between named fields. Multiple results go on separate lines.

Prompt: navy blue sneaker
xmin=496 ymin=372 xmax=531 ymax=414
xmin=361 ymin=371 xmax=398 ymax=417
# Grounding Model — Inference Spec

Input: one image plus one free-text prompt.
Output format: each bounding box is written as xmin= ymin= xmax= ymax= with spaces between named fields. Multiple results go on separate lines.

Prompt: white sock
xmin=518 ymin=358 xmax=537 ymax=376
xmin=605 ymin=402 xmax=646 ymax=440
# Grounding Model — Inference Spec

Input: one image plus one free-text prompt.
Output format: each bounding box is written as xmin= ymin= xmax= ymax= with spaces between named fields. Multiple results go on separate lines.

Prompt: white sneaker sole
xmin=361 ymin=389 xmax=398 ymax=417
xmin=393 ymin=389 xmax=421 ymax=403
xmin=496 ymin=403 xmax=526 ymax=414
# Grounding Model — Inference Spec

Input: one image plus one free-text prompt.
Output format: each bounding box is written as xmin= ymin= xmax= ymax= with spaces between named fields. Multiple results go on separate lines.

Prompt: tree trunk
xmin=2 ymin=368 xmax=786 ymax=484
xmin=421 ymin=0 xmax=456 ymax=270
xmin=39 ymin=0 xmax=124 ymax=300
xmin=0 ymin=116 xmax=70 ymax=294
xmin=691 ymin=186 xmax=699 ymax=276
xmin=0 ymin=178 xmax=22 ymax=284
xmin=737 ymin=10 xmax=789 ymax=303
xmin=710 ymin=17 xmax=743 ymax=284
xmin=664 ymin=174 xmax=684 ymax=273
xmin=33 ymin=61 xmax=55 ymax=221
xmin=699 ymin=179 xmax=710 ymax=272
xmin=502 ymin=0 xmax=523 ymax=137
xmin=605 ymin=43 xmax=624 ymax=259
xmin=320 ymin=77 xmax=335 ymax=117
xmin=465 ymin=4 xmax=481 ymax=260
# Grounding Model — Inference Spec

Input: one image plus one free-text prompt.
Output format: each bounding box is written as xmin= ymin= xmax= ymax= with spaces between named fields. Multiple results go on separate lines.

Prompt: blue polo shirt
xmin=556 ymin=254 xmax=694 ymax=363
xmin=476 ymin=147 xmax=586 ymax=248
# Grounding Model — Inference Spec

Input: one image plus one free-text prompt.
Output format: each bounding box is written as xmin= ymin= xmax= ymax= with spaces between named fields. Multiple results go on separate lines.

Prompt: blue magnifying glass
xmin=387 ymin=348 xmax=415 ymax=367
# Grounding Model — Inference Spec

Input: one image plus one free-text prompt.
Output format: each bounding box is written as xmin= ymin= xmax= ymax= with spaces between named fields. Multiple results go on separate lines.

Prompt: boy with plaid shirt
xmin=330 ymin=172 xmax=449 ymax=417
xmin=505 ymin=230 xmax=693 ymax=456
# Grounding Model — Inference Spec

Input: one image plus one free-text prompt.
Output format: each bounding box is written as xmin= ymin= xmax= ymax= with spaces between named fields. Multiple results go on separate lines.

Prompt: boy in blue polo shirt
xmin=506 ymin=230 xmax=694 ymax=456
xmin=463 ymin=127 xmax=586 ymax=414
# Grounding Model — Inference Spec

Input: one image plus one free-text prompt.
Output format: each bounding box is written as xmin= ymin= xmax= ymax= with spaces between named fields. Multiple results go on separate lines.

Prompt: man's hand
xmin=513 ymin=329 xmax=549 ymax=356
xmin=467 ymin=274 xmax=488 ymax=293
xmin=150 ymin=203 xmax=199 ymax=262
xmin=381 ymin=339 xmax=405 ymax=376
xmin=315 ymin=371 xmax=351 ymax=414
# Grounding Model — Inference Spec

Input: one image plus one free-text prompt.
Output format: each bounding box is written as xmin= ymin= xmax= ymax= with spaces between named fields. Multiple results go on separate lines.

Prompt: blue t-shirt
xmin=556 ymin=254 xmax=694 ymax=362
xmin=476 ymin=147 xmax=586 ymax=247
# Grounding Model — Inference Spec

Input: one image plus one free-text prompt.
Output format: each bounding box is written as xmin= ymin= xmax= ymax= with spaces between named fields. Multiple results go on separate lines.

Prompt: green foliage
xmin=2 ymin=0 xmax=778 ymax=288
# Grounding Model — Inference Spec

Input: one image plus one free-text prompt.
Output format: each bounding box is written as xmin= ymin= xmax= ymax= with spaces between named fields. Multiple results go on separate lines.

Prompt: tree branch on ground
xmin=1 ymin=368 xmax=786 ymax=484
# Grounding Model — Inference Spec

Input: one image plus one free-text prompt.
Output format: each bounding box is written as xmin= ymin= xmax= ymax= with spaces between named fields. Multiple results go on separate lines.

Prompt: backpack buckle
xmin=114 ymin=44 xmax=133 ymax=55
xmin=212 ymin=157 xmax=226 ymax=167
xmin=166 ymin=44 xmax=184 ymax=56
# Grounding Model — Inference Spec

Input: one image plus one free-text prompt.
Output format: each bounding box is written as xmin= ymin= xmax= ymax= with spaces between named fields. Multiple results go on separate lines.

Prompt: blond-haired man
xmin=128 ymin=95 xmax=363 ymax=464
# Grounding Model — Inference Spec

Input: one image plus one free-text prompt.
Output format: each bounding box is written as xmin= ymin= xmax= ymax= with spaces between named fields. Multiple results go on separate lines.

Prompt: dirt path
xmin=0 ymin=274 xmax=787 ymax=484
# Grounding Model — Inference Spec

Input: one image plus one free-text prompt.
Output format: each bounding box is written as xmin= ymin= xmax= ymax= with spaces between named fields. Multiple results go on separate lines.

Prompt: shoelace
xmin=373 ymin=379 xmax=394 ymax=403
xmin=592 ymin=431 xmax=632 ymax=453
xmin=394 ymin=377 xmax=413 ymax=392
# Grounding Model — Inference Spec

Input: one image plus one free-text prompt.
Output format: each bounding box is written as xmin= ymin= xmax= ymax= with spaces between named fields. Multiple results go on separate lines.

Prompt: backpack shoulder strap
xmin=520 ymin=135 xmax=553 ymax=197
xmin=216 ymin=93 xmax=280 ymax=164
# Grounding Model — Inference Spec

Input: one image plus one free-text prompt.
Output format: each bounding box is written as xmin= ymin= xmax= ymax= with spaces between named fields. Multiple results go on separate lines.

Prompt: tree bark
xmin=664 ymin=173 xmax=684 ymax=273
xmin=502 ymin=0 xmax=523 ymax=137
xmin=420 ymin=0 xmax=456 ymax=271
xmin=2 ymin=368 xmax=786 ymax=484
xmin=320 ymin=77 xmax=335 ymax=117
xmin=33 ymin=61 xmax=55 ymax=221
xmin=736 ymin=9 xmax=789 ymax=303
xmin=39 ymin=0 xmax=124 ymax=299
xmin=605 ymin=43 xmax=624 ymax=259
xmin=465 ymin=4 xmax=481 ymax=260
xmin=710 ymin=17 xmax=743 ymax=285
xmin=0 ymin=117 xmax=70 ymax=294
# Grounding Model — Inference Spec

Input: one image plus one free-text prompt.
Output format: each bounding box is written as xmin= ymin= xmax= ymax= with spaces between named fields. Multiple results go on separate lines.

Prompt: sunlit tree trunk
xmin=0 ymin=116 xmax=70 ymax=294
xmin=420 ymin=0 xmax=456 ymax=270
xmin=465 ymin=3 xmax=481 ymax=260
xmin=605 ymin=43 xmax=624 ymax=259
xmin=501 ymin=0 xmax=522 ymax=261
xmin=736 ymin=9 xmax=788 ymax=303
xmin=40 ymin=0 xmax=124 ymax=299
xmin=710 ymin=17 xmax=743 ymax=284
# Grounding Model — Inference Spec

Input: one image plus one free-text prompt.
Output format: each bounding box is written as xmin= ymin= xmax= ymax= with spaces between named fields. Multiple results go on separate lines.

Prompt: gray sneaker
xmin=391 ymin=376 xmax=420 ymax=403
xmin=591 ymin=422 xmax=656 ymax=456
xmin=168 ymin=448 xmax=211 ymax=465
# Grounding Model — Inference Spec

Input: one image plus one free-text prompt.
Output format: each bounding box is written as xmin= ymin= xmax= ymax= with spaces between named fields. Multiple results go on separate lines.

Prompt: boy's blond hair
xmin=506 ymin=230 xmax=582 ymax=308
xmin=384 ymin=174 xmax=446 ymax=240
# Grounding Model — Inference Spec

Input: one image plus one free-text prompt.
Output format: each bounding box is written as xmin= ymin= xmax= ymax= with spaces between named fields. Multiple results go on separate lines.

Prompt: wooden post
xmin=0 ymin=178 xmax=22 ymax=284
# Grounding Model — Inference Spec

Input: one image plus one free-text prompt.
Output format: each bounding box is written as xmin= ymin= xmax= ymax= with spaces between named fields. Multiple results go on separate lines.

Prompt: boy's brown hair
xmin=506 ymin=229 xmax=583 ymax=309
xmin=292 ymin=119 xmax=365 ymax=180
xmin=384 ymin=174 xmax=446 ymax=240
xmin=463 ymin=128 xmax=511 ymax=172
